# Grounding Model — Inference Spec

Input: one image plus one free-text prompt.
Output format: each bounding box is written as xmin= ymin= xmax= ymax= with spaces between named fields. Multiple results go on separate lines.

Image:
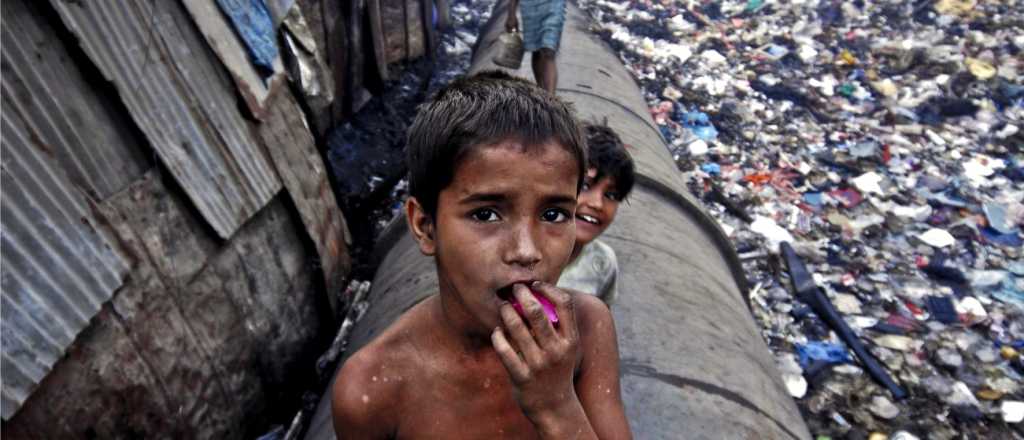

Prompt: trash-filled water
xmin=324 ymin=0 xmax=495 ymax=278
xmin=574 ymin=0 xmax=1023 ymax=437
xmin=322 ymin=0 xmax=1023 ymax=438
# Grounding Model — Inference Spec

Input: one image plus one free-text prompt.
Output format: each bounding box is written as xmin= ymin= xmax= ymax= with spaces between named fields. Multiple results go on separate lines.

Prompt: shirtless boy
xmin=331 ymin=71 xmax=631 ymax=439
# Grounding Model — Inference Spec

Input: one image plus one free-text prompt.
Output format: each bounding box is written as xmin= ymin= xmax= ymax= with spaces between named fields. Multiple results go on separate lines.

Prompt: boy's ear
xmin=405 ymin=197 xmax=436 ymax=256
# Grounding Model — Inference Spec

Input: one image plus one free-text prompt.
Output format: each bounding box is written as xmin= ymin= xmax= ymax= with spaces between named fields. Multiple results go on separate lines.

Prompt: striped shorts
xmin=519 ymin=0 xmax=566 ymax=52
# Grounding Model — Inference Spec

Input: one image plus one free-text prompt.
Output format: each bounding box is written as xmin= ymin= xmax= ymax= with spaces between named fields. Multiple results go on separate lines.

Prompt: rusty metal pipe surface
xmin=303 ymin=2 xmax=811 ymax=438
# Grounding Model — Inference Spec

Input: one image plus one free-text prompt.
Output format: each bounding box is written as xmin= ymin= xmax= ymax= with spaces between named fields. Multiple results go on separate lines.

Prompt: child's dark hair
xmin=406 ymin=70 xmax=586 ymax=217
xmin=583 ymin=121 xmax=634 ymax=200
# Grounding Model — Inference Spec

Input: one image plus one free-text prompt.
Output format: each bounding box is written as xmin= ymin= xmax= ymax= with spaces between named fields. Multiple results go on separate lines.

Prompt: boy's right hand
xmin=491 ymin=282 xmax=597 ymax=439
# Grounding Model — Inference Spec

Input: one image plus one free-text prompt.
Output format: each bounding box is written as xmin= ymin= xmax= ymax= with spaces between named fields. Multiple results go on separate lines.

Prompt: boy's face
xmin=411 ymin=140 xmax=579 ymax=331
xmin=574 ymin=168 xmax=621 ymax=248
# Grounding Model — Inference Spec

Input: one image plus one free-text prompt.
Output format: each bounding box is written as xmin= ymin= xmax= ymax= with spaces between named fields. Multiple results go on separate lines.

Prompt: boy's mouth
xmin=576 ymin=213 xmax=601 ymax=226
xmin=496 ymin=282 xmax=534 ymax=301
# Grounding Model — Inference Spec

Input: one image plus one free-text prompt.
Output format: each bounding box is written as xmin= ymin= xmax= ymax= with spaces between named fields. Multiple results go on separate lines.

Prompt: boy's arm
xmin=574 ymin=294 xmax=632 ymax=439
xmin=331 ymin=350 xmax=397 ymax=440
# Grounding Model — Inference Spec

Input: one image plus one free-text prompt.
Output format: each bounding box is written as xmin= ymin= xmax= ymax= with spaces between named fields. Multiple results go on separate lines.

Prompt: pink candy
xmin=510 ymin=289 xmax=559 ymax=324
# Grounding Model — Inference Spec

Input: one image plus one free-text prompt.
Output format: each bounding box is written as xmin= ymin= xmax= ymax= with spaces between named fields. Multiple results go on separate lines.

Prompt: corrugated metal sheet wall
xmin=49 ymin=0 xmax=282 ymax=240
xmin=1 ymin=111 xmax=131 ymax=420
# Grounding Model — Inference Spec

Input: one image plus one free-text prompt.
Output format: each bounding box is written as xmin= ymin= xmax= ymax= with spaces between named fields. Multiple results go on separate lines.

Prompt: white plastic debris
xmin=797 ymin=44 xmax=818 ymax=62
xmin=868 ymin=395 xmax=900 ymax=419
xmin=873 ymin=335 xmax=915 ymax=352
xmin=892 ymin=204 xmax=933 ymax=221
xmin=688 ymin=139 xmax=709 ymax=155
xmin=852 ymin=171 xmax=884 ymax=195
xmin=1001 ymin=401 xmax=1024 ymax=423
xmin=656 ymin=41 xmax=692 ymax=62
xmin=956 ymin=297 xmax=987 ymax=319
xmin=946 ymin=381 xmax=981 ymax=407
xmin=890 ymin=432 xmax=920 ymax=440
xmin=834 ymin=293 xmax=862 ymax=315
xmin=750 ymin=216 xmax=794 ymax=252
xmin=784 ymin=374 xmax=808 ymax=398
xmin=918 ymin=228 xmax=956 ymax=248
xmin=700 ymin=50 xmax=726 ymax=66
xmin=963 ymin=155 xmax=1006 ymax=185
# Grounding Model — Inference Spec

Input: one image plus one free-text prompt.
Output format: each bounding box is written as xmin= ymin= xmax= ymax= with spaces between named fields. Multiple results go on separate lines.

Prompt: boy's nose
xmin=504 ymin=222 xmax=542 ymax=268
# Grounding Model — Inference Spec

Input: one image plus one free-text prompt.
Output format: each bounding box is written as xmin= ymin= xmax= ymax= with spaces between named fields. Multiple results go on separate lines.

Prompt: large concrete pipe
xmin=304 ymin=2 xmax=811 ymax=438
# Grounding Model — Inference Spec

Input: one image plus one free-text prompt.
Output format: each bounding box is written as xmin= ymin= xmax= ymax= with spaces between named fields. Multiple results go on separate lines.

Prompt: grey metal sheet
xmin=1 ymin=109 xmax=130 ymax=421
xmin=0 ymin=0 xmax=149 ymax=201
xmin=49 ymin=0 xmax=282 ymax=239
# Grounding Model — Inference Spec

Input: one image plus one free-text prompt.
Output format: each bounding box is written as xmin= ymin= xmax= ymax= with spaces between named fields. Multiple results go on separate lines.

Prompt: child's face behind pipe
xmin=406 ymin=139 xmax=578 ymax=335
xmin=574 ymin=167 xmax=622 ymax=251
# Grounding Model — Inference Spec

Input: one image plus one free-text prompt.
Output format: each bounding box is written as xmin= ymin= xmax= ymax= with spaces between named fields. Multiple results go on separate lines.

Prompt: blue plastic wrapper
xmin=217 ymin=0 xmax=278 ymax=72
xmin=796 ymin=341 xmax=851 ymax=369
xmin=803 ymin=192 xmax=823 ymax=209
xmin=982 ymin=227 xmax=1023 ymax=248
xmin=678 ymin=109 xmax=719 ymax=141
xmin=701 ymin=163 xmax=721 ymax=175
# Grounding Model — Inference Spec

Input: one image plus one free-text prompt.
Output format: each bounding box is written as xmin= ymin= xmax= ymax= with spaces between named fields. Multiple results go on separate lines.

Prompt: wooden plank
xmin=406 ymin=0 xmax=426 ymax=59
xmin=258 ymin=91 xmax=352 ymax=312
xmin=181 ymin=0 xmax=288 ymax=121
xmin=367 ymin=0 xmax=390 ymax=81
xmin=381 ymin=0 xmax=408 ymax=63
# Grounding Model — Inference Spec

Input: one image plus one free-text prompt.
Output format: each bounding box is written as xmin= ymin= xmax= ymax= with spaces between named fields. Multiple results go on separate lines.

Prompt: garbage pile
xmin=576 ymin=0 xmax=1023 ymax=438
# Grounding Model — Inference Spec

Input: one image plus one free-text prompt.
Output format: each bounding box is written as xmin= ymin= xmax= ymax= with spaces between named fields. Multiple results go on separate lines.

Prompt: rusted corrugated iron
xmin=0 ymin=1 xmax=149 ymax=201
xmin=1 ymin=108 xmax=131 ymax=421
xmin=0 ymin=1 xmax=146 ymax=421
xmin=49 ymin=0 xmax=282 ymax=240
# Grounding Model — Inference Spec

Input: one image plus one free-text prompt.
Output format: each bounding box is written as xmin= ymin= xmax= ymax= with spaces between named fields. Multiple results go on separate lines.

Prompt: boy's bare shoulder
xmin=331 ymin=299 xmax=433 ymax=436
xmin=571 ymin=289 xmax=614 ymax=331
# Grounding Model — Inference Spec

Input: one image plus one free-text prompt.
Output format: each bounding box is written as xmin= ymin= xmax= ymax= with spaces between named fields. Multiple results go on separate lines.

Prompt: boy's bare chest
xmin=394 ymin=365 xmax=541 ymax=439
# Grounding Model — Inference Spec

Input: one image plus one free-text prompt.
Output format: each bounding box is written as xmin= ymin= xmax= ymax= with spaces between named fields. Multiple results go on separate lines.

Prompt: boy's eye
xmin=541 ymin=208 xmax=569 ymax=223
xmin=581 ymin=181 xmax=592 ymax=191
xmin=471 ymin=209 xmax=501 ymax=222
xmin=605 ymin=192 xmax=621 ymax=201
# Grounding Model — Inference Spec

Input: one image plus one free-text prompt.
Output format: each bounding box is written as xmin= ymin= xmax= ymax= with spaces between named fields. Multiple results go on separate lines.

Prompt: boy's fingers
xmin=531 ymin=282 xmax=577 ymax=340
xmin=491 ymin=327 xmax=529 ymax=382
xmin=499 ymin=301 xmax=543 ymax=365
xmin=514 ymin=283 xmax=559 ymax=347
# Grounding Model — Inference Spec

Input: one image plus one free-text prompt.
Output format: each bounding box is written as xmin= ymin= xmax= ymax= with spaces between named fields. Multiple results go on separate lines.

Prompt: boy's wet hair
xmin=583 ymin=121 xmax=634 ymax=200
xmin=406 ymin=70 xmax=586 ymax=217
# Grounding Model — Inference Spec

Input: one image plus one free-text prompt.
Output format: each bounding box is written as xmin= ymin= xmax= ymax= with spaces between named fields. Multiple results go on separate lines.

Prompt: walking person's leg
xmin=519 ymin=0 xmax=564 ymax=92
xmin=532 ymin=48 xmax=558 ymax=93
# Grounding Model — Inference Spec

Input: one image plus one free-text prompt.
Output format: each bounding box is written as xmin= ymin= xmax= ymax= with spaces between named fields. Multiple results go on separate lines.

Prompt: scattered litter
xmin=917 ymin=228 xmax=956 ymax=248
xmin=868 ymin=395 xmax=900 ymax=420
xmin=575 ymin=0 xmax=1024 ymax=435
xmin=750 ymin=216 xmax=793 ymax=252
xmin=1002 ymin=401 xmax=1024 ymax=424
